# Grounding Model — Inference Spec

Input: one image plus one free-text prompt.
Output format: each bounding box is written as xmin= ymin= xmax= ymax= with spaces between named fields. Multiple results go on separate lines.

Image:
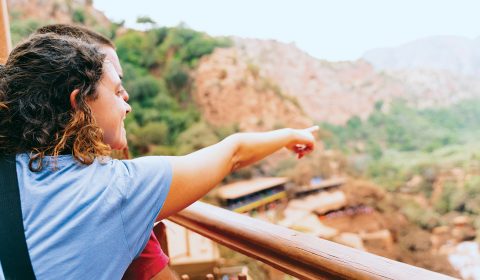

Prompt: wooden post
xmin=0 ymin=0 xmax=11 ymax=64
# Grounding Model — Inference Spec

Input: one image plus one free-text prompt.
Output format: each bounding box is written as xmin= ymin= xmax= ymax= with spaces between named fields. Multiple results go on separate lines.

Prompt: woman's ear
xmin=69 ymin=89 xmax=80 ymax=109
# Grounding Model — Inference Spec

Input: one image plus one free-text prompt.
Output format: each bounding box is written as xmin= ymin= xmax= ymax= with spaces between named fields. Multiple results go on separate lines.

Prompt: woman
xmin=0 ymin=32 xmax=317 ymax=279
xmin=34 ymin=23 xmax=173 ymax=280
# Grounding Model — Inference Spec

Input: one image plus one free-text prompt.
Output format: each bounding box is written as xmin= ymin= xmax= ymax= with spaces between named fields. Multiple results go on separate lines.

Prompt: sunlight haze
xmin=94 ymin=0 xmax=480 ymax=61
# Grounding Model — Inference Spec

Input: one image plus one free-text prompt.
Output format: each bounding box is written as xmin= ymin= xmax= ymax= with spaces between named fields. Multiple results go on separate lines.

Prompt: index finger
xmin=305 ymin=126 xmax=319 ymax=133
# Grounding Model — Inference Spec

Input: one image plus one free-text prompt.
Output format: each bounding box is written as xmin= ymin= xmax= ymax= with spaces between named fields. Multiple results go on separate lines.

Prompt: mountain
xmin=195 ymin=38 xmax=480 ymax=125
xmin=363 ymin=35 xmax=480 ymax=77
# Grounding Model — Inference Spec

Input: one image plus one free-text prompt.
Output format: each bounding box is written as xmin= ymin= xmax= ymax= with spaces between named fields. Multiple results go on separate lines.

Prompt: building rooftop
xmin=217 ymin=177 xmax=289 ymax=200
xmin=293 ymin=177 xmax=346 ymax=195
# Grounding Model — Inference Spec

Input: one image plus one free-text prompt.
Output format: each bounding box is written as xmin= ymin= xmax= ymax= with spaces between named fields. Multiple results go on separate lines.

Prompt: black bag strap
xmin=0 ymin=156 xmax=36 ymax=280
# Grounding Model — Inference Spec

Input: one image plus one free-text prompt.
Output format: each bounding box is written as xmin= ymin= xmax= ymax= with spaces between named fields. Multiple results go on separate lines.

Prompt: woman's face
xmin=86 ymin=47 xmax=131 ymax=150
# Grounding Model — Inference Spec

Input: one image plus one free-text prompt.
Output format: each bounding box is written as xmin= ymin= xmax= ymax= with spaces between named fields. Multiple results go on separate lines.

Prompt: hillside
xmin=195 ymin=38 xmax=480 ymax=125
xmin=193 ymin=46 xmax=312 ymax=131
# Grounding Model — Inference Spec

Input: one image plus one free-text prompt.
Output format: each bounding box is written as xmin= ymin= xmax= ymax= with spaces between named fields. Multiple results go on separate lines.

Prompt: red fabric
xmin=122 ymin=231 xmax=169 ymax=280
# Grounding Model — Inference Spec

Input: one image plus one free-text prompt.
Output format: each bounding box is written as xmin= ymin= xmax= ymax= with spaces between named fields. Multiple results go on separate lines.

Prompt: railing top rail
xmin=169 ymin=201 xmax=456 ymax=280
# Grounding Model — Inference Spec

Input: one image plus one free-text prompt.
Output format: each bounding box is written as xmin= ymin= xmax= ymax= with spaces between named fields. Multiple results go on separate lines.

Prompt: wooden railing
xmin=169 ymin=202 xmax=456 ymax=280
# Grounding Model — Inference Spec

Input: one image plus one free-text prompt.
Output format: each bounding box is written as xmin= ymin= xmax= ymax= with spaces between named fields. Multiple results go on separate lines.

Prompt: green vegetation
xmin=436 ymin=176 xmax=480 ymax=215
xmin=72 ymin=8 xmax=86 ymax=24
xmin=321 ymin=99 xmax=480 ymax=230
xmin=113 ymin=26 xmax=231 ymax=156
xmin=136 ymin=16 xmax=156 ymax=25
xmin=322 ymin=100 xmax=471 ymax=155
xmin=10 ymin=18 xmax=48 ymax=45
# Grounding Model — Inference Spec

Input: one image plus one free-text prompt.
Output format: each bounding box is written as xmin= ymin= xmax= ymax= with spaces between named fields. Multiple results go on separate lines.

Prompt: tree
xmin=72 ymin=8 xmax=86 ymax=24
xmin=126 ymin=76 xmax=160 ymax=106
xmin=136 ymin=16 xmax=156 ymax=25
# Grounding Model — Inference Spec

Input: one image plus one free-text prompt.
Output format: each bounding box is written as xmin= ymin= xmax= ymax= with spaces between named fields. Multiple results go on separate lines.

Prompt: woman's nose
xmin=122 ymin=89 xmax=129 ymax=102
xmin=122 ymin=90 xmax=131 ymax=114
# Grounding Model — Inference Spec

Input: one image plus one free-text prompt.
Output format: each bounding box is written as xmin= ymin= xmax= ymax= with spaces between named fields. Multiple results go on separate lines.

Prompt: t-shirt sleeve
xmin=116 ymin=156 xmax=172 ymax=259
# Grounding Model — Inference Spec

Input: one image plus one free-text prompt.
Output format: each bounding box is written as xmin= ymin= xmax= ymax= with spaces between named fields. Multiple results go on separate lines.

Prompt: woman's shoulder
xmin=14 ymin=154 xmax=171 ymax=180
xmin=116 ymin=156 xmax=172 ymax=178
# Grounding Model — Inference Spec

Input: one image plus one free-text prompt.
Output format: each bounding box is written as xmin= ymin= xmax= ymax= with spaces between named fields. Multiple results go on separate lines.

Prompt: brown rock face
xmin=193 ymin=47 xmax=312 ymax=131
xmin=229 ymin=38 xmax=403 ymax=125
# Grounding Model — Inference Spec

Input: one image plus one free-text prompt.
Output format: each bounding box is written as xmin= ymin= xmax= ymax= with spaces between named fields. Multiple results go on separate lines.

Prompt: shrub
xmin=72 ymin=8 xmax=86 ymax=24
xmin=164 ymin=60 xmax=190 ymax=99
xmin=115 ymin=31 xmax=156 ymax=68
xmin=126 ymin=76 xmax=160 ymax=105
xmin=10 ymin=19 xmax=46 ymax=45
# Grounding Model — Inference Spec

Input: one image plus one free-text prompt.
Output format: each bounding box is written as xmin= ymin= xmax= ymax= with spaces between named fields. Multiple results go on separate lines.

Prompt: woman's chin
xmin=110 ymin=138 xmax=128 ymax=151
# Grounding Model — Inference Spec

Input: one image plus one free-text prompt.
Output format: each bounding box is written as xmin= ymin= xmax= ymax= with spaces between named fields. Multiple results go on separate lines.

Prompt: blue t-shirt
xmin=0 ymin=154 xmax=172 ymax=280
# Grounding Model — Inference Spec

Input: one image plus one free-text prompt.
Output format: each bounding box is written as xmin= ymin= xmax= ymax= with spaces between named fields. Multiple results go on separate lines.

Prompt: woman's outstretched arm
xmin=157 ymin=126 xmax=318 ymax=220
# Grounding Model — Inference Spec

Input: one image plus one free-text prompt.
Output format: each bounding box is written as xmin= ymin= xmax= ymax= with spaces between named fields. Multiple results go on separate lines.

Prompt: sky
xmin=93 ymin=0 xmax=480 ymax=61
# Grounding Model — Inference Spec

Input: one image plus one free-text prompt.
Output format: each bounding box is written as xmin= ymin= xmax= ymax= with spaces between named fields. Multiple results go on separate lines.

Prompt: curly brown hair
xmin=35 ymin=23 xmax=114 ymax=48
xmin=34 ymin=24 xmax=131 ymax=160
xmin=0 ymin=33 xmax=111 ymax=171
